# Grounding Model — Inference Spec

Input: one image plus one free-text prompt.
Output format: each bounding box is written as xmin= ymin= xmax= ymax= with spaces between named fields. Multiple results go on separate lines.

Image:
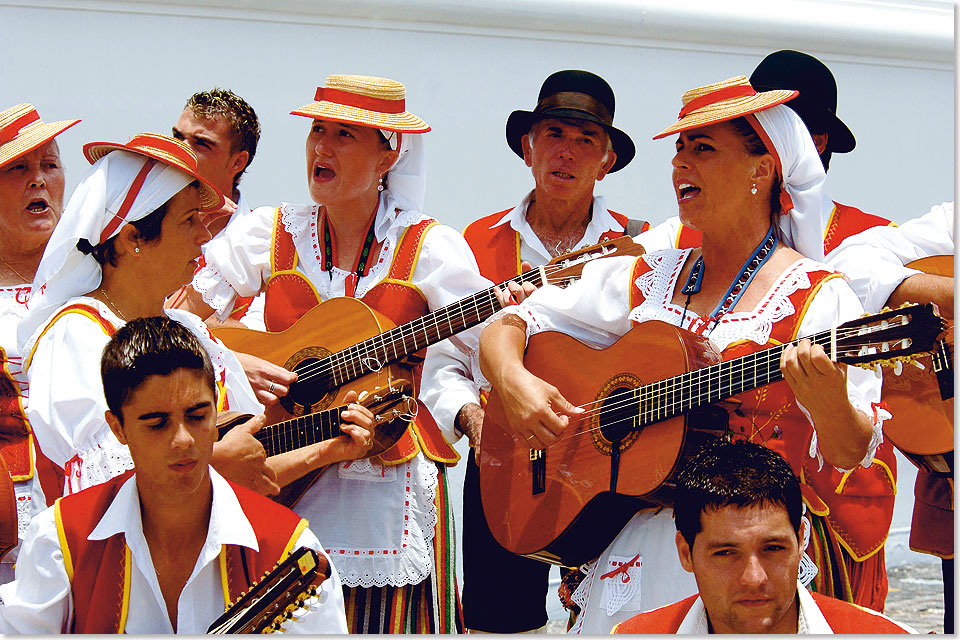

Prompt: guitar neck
xmin=635 ymin=328 xmax=834 ymax=425
xmin=255 ymin=406 xmax=343 ymax=457
xmin=323 ymin=268 xmax=546 ymax=387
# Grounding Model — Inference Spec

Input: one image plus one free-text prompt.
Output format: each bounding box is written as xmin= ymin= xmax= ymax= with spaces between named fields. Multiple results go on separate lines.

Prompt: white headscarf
xmin=19 ymin=150 xmax=192 ymax=354
xmin=381 ymin=132 xmax=426 ymax=214
xmin=753 ymin=105 xmax=828 ymax=261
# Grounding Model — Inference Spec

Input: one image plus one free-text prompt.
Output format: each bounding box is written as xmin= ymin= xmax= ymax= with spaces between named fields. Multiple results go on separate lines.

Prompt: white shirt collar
xmin=88 ymin=467 xmax=259 ymax=553
xmin=676 ymin=582 xmax=828 ymax=634
xmin=488 ymin=190 xmax=622 ymax=259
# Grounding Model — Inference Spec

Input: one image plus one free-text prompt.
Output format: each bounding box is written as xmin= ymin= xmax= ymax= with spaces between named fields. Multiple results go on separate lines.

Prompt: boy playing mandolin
xmin=0 ymin=317 xmax=355 ymax=633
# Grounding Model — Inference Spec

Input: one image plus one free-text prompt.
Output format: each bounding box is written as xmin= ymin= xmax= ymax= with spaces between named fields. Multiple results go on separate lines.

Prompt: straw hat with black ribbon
xmin=0 ymin=103 xmax=80 ymax=169
xmin=654 ymin=75 xmax=828 ymax=262
xmin=506 ymin=69 xmax=635 ymax=172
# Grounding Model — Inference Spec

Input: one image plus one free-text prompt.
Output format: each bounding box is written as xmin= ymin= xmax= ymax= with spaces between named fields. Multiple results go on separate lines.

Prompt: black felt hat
xmin=505 ymin=70 xmax=635 ymax=172
xmin=750 ymin=50 xmax=856 ymax=154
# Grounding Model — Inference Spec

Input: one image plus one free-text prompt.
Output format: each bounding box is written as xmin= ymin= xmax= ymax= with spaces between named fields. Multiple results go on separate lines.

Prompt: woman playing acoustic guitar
xmin=176 ymin=75 xmax=520 ymax=633
xmin=479 ymin=76 xmax=889 ymax=633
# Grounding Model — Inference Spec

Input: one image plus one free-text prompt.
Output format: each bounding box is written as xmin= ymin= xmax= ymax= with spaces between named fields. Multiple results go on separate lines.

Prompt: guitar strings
xmin=285 ymin=261 xmax=579 ymax=385
xmin=527 ymin=327 xmax=914 ymax=437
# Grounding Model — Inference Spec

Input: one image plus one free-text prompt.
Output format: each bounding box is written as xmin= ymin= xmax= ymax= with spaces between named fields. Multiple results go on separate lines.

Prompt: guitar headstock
xmin=206 ymin=546 xmax=330 ymax=634
xmin=541 ymin=236 xmax=646 ymax=288
xmin=836 ymin=303 xmax=947 ymax=368
xmin=358 ymin=377 xmax=417 ymax=425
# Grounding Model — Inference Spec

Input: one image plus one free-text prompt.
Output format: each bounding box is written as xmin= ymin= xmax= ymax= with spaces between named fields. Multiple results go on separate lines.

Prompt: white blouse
xmin=191 ymin=195 xmax=493 ymax=587
xmin=0 ymin=468 xmax=347 ymax=634
xmin=22 ymin=297 xmax=261 ymax=496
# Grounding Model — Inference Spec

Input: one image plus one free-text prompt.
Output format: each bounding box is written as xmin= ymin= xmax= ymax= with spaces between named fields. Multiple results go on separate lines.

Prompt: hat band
xmin=0 ymin=110 xmax=41 ymax=146
xmin=679 ymin=85 xmax=758 ymax=118
xmin=314 ymin=87 xmax=405 ymax=115
xmin=536 ymin=91 xmax=612 ymax=125
xmin=99 ymin=159 xmax=157 ymax=244
xmin=126 ymin=134 xmax=198 ymax=172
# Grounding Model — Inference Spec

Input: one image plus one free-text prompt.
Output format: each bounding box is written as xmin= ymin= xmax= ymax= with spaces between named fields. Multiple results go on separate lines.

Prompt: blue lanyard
xmin=680 ymin=224 xmax=779 ymax=326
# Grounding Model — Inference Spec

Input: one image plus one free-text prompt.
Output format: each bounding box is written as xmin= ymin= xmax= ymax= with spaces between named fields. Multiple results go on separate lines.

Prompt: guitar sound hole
xmin=598 ymin=387 xmax=637 ymax=445
xmin=280 ymin=357 xmax=334 ymax=416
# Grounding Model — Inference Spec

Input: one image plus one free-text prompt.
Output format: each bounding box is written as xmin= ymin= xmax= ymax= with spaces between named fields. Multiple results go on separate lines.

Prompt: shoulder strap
xmin=623 ymin=218 xmax=649 ymax=237
xmin=386 ymin=219 xmax=437 ymax=283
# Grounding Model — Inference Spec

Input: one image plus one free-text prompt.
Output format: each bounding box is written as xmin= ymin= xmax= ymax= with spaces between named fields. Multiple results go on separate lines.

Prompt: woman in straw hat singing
xmin=0 ymin=103 xmax=79 ymax=583
xmin=479 ymin=76 xmax=887 ymax=634
xmin=18 ymin=133 xmax=375 ymax=501
xmin=176 ymin=74 xmax=505 ymax=633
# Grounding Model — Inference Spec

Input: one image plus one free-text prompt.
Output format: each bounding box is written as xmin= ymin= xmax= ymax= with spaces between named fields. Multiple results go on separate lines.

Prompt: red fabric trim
xmin=823 ymin=202 xmax=892 ymax=254
xmin=98 ymin=159 xmax=157 ymax=243
xmin=679 ymin=86 xmax=757 ymax=118
xmin=809 ymin=592 xmax=911 ymax=633
xmin=613 ymin=594 xmax=698 ymax=633
xmin=0 ymin=110 xmax=40 ymax=145
xmin=314 ymin=87 xmax=405 ymax=114
xmin=463 ymin=209 xmax=522 ymax=283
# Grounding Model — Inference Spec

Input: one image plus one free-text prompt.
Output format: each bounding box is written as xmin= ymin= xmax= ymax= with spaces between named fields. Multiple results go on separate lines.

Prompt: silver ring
xmin=268 ymin=382 xmax=276 ymax=394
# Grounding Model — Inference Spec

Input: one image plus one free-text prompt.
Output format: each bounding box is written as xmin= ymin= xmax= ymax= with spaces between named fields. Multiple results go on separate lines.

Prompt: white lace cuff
xmin=192 ymin=263 xmax=238 ymax=320
xmin=805 ymin=400 xmax=887 ymax=472
xmin=67 ymin=436 xmax=135 ymax=496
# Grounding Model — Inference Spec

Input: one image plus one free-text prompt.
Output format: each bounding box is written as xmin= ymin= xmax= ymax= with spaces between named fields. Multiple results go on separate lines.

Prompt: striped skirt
xmin=807 ymin=512 xmax=888 ymax=612
xmin=342 ymin=463 xmax=464 ymax=633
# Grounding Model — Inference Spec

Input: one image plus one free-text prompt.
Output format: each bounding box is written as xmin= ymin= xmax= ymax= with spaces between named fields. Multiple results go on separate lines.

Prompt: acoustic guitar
xmin=217 ymin=379 xmax=414 ymax=506
xmin=479 ymin=304 xmax=945 ymax=566
xmin=880 ymin=255 xmax=954 ymax=475
xmin=207 ymin=546 xmax=330 ymax=634
xmin=213 ymin=236 xmax=643 ymax=425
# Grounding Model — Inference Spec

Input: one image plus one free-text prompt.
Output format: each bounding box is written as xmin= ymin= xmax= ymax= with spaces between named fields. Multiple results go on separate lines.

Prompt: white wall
xmin=2 ymin=0 xmax=951 ymax=587
xmin=1 ymin=0 xmax=953 ymax=231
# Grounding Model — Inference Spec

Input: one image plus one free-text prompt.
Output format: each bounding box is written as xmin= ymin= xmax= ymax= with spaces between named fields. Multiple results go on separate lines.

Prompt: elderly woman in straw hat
xmin=479 ymin=76 xmax=887 ymax=633
xmin=0 ymin=103 xmax=79 ymax=582
xmin=177 ymin=74 xmax=503 ymax=633
xmin=17 ymin=133 xmax=375 ymax=502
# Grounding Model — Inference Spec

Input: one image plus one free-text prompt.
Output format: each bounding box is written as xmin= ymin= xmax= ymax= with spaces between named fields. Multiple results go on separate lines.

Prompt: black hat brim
xmin=505 ymin=109 xmax=635 ymax=173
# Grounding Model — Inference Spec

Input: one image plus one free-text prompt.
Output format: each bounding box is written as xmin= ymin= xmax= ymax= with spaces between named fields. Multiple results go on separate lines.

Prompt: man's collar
xmin=488 ymin=190 xmax=620 ymax=236
xmin=88 ymin=468 xmax=259 ymax=552
xmin=679 ymin=583 xmax=824 ymax=634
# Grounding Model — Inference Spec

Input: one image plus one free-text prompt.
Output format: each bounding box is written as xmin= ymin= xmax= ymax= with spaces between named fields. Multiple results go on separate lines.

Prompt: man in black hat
xmin=421 ymin=69 xmax=646 ymax=633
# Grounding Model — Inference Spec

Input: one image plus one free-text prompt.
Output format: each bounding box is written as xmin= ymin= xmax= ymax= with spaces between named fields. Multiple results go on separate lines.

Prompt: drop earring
xmin=377 ymin=176 xmax=384 ymax=192
xmin=750 ymin=183 xmax=758 ymax=195
xmin=134 ymin=247 xmax=140 ymax=253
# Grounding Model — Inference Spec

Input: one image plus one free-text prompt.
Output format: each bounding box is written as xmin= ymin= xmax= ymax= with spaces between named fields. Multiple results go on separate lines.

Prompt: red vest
xmin=628 ymin=255 xmax=895 ymax=559
xmin=612 ymin=591 xmax=911 ymax=633
xmin=54 ymin=470 xmax=306 ymax=633
xmin=672 ymin=201 xmax=893 ymax=255
xmin=261 ymin=207 xmax=458 ymax=465
xmin=463 ymin=207 xmax=640 ymax=284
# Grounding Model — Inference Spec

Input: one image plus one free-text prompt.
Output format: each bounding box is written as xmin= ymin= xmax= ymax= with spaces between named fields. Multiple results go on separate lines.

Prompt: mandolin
xmin=217 ymin=378 xmax=414 ymax=506
xmin=880 ymin=256 xmax=954 ymax=475
xmin=213 ymin=237 xmax=644 ymax=427
xmin=479 ymin=304 xmax=946 ymax=566
xmin=207 ymin=546 xmax=330 ymax=634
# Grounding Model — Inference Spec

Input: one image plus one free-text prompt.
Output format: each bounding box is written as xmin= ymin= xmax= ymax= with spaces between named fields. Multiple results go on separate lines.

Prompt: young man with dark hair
xmin=0 ymin=317 xmax=349 ymax=633
xmin=613 ymin=440 xmax=915 ymax=634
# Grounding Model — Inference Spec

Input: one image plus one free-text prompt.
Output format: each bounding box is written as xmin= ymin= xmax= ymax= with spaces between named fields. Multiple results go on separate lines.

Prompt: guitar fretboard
xmin=317 ymin=268 xmax=546 ymax=389
xmin=255 ymin=407 xmax=342 ymax=457
xmin=635 ymin=329 xmax=834 ymax=425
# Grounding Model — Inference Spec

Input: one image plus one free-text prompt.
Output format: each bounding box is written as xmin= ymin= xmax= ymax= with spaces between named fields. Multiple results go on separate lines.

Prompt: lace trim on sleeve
xmin=192 ymin=262 xmax=238 ymax=320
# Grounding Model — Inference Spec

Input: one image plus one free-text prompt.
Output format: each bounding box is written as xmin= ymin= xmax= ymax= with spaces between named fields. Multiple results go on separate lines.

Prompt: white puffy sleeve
xmin=795 ymin=276 xmax=886 ymax=470
xmin=192 ymin=205 xmax=276 ymax=318
xmin=635 ymin=216 xmax=682 ymax=253
xmin=24 ymin=311 xmax=133 ymax=494
xmin=495 ymin=254 xmax=638 ymax=349
xmin=0 ymin=506 xmax=72 ymax=633
xmin=276 ymin=527 xmax=348 ymax=634
xmin=412 ymin=224 xmax=496 ymax=444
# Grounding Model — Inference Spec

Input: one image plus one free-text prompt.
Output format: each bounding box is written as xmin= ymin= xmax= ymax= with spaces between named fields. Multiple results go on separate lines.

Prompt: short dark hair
xmin=185 ymin=88 xmax=260 ymax=189
xmin=101 ymin=316 xmax=216 ymax=421
xmin=674 ymin=439 xmax=802 ymax=549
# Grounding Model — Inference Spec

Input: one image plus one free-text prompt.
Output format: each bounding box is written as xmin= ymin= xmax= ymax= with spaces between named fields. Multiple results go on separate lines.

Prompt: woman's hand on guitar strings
xmin=211 ymin=413 xmax=281 ymax=496
xmin=494 ymin=266 xmax=538 ymax=308
xmin=500 ymin=366 xmax=583 ymax=449
xmin=236 ymin=352 xmax=298 ymax=406
xmin=327 ymin=390 xmax=377 ymax=464
xmin=780 ymin=338 xmax=848 ymax=415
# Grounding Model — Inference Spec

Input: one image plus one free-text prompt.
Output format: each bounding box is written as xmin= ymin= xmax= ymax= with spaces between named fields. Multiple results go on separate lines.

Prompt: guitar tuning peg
xmin=358 ymin=390 xmax=369 ymax=401
xmin=893 ymin=360 xmax=903 ymax=375
xmin=913 ymin=360 xmax=926 ymax=370
xmin=307 ymin=586 xmax=318 ymax=596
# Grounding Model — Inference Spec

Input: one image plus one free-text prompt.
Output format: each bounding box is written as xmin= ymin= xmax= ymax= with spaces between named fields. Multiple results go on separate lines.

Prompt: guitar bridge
xmin=530 ymin=449 xmax=545 ymax=495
